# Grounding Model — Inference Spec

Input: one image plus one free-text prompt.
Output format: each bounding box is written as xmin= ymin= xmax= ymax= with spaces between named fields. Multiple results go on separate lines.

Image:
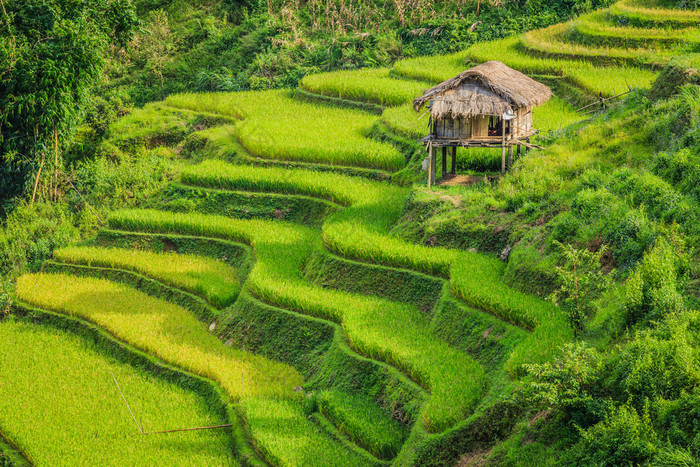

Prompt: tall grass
xmin=180 ymin=160 xmax=572 ymax=372
xmin=301 ymin=68 xmax=431 ymax=106
xmin=166 ymin=90 xmax=404 ymax=171
xmin=108 ymin=207 xmax=487 ymax=433
xmin=54 ymin=246 xmax=239 ymax=308
xmin=0 ymin=320 xmax=234 ymax=466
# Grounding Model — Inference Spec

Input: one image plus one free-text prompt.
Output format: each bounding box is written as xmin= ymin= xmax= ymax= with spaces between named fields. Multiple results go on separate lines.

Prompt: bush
xmin=624 ymin=239 xmax=687 ymax=326
xmin=567 ymin=405 xmax=658 ymax=466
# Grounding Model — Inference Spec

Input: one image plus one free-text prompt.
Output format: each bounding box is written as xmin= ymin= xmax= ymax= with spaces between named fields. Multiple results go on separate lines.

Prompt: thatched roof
xmin=413 ymin=60 xmax=552 ymax=119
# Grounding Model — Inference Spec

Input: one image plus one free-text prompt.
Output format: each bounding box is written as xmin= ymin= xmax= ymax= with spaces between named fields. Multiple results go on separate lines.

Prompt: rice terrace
xmin=2 ymin=0 xmax=700 ymax=465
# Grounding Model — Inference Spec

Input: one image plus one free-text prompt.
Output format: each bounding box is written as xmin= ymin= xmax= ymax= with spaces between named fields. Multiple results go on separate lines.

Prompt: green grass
xmin=53 ymin=246 xmax=239 ymax=308
xmin=301 ymin=68 xmax=432 ymax=107
xmin=391 ymin=51 xmax=469 ymax=83
xmin=0 ymin=320 xmax=235 ymax=466
xmin=240 ymin=397 xmax=371 ymax=467
xmin=107 ymin=206 xmax=487 ymax=433
xmin=317 ymin=390 xmax=407 ymax=460
xmin=166 ymin=90 xmax=404 ymax=171
xmin=521 ymin=22 xmax=674 ymax=64
xmin=179 ymin=160 xmax=572 ymax=373
xmin=15 ymin=273 xmax=368 ymax=465
xmin=609 ymin=0 xmax=700 ymax=27
xmin=466 ymin=36 xmax=658 ymax=96
xmin=572 ymin=11 xmax=700 ymax=48
xmin=16 ymin=273 xmax=301 ymax=399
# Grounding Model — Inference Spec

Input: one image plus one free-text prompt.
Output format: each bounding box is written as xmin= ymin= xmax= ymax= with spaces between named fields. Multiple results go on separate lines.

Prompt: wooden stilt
xmin=507 ymin=145 xmax=513 ymax=170
xmin=441 ymin=147 xmax=447 ymax=178
xmin=427 ymin=143 xmax=434 ymax=188
xmin=517 ymin=144 xmax=521 ymax=160
xmin=501 ymin=119 xmax=506 ymax=174
xmin=525 ymin=137 xmax=531 ymax=152
xmin=451 ymin=146 xmax=457 ymax=174
xmin=431 ymin=144 xmax=437 ymax=186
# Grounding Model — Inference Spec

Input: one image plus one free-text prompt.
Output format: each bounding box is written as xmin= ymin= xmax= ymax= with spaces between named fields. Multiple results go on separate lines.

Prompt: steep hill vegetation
xmin=2 ymin=0 xmax=700 ymax=465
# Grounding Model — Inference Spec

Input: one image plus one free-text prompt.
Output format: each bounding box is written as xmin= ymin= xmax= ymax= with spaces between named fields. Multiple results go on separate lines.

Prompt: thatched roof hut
xmin=413 ymin=60 xmax=552 ymax=120
xmin=415 ymin=61 xmax=552 ymax=186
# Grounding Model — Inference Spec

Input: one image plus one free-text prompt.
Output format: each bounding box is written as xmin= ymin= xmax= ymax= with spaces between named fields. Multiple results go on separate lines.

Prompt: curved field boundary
xmin=6 ymin=304 xmax=263 ymax=466
xmin=107 ymin=207 xmax=488 ymax=434
xmin=166 ymin=90 xmax=406 ymax=172
xmin=178 ymin=160 xmax=571 ymax=374
xmin=53 ymin=246 xmax=240 ymax=309
xmin=609 ymin=0 xmax=700 ymax=27
xmin=44 ymin=257 xmax=420 ymax=462
xmin=572 ymin=11 xmax=700 ymax=49
xmin=15 ymin=273 xmax=372 ymax=467
xmin=292 ymin=87 xmax=385 ymax=115
xmin=163 ymin=182 xmax=340 ymax=228
xmin=300 ymin=68 xmax=432 ymax=107
xmin=94 ymin=229 xmax=254 ymax=287
xmin=0 ymin=433 xmax=30 ymax=467
xmin=181 ymin=122 xmax=393 ymax=182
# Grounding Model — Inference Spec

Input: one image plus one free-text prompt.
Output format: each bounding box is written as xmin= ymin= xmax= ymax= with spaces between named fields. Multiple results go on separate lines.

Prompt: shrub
xmin=567 ymin=405 xmax=658 ymax=466
xmin=624 ymin=239 xmax=687 ymax=326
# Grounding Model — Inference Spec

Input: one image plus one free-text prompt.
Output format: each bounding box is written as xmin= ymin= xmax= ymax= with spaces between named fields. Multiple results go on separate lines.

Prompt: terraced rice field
xmin=5 ymin=0 xmax=695 ymax=463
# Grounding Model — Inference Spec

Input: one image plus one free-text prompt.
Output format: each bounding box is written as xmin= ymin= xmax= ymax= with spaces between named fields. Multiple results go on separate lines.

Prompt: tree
xmin=549 ymin=242 xmax=613 ymax=335
xmin=131 ymin=9 xmax=173 ymax=100
xmin=0 ymin=0 xmax=137 ymax=208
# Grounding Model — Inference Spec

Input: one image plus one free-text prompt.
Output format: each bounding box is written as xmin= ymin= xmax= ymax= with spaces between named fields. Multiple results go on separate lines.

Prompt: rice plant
xmin=0 ymin=320 xmax=234 ymax=466
xmin=392 ymin=51 xmax=470 ymax=83
xmin=166 ymin=90 xmax=404 ymax=171
xmin=107 ymin=207 xmax=488 ymax=433
xmin=180 ymin=160 xmax=572 ymax=372
xmin=15 ymin=273 xmax=371 ymax=465
xmin=16 ymin=273 xmax=302 ymax=399
xmin=54 ymin=246 xmax=239 ymax=308
xmin=466 ymin=36 xmax=658 ymax=96
xmin=521 ymin=22 xmax=674 ymax=65
xmin=317 ymin=390 xmax=407 ymax=460
xmin=240 ymin=397 xmax=371 ymax=467
xmin=301 ymin=68 xmax=432 ymax=106
xmin=609 ymin=0 xmax=700 ymax=27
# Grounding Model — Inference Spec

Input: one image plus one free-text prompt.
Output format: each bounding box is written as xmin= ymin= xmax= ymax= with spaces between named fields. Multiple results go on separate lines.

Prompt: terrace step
xmin=310 ymin=412 xmax=390 ymax=466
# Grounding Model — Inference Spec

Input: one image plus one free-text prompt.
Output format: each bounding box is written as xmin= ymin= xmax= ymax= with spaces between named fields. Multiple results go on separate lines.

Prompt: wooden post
xmin=427 ymin=143 xmax=434 ymax=188
xmin=431 ymin=144 xmax=437 ymax=187
xmin=441 ymin=147 xmax=447 ymax=178
xmin=517 ymin=144 xmax=521 ymax=160
xmin=501 ymin=119 xmax=506 ymax=174
xmin=507 ymin=144 xmax=513 ymax=170
xmin=525 ymin=137 xmax=531 ymax=152
xmin=451 ymin=146 xmax=457 ymax=174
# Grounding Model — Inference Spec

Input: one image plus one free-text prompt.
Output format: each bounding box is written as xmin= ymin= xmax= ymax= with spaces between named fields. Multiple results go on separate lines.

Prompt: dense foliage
xmin=0 ymin=0 xmax=137 ymax=206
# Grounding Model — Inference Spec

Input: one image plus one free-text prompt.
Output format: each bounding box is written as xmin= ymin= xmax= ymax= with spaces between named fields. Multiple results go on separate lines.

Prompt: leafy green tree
xmin=0 ymin=0 xmax=137 ymax=207
xmin=549 ymin=242 xmax=614 ymax=335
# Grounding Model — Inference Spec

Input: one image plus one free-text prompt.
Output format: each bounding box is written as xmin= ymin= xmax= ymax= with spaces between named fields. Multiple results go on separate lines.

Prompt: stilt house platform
xmin=413 ymin=60 xmax=552 ymax=187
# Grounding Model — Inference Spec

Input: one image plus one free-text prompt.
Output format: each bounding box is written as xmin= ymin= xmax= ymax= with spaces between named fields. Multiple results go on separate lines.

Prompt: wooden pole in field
xmin=111 ymin=371 xmax=144 ymax=434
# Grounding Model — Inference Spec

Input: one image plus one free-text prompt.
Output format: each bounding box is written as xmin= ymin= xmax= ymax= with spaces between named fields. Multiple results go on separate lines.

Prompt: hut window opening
xmin=488 ymin=117 xmax=511 ymax=137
